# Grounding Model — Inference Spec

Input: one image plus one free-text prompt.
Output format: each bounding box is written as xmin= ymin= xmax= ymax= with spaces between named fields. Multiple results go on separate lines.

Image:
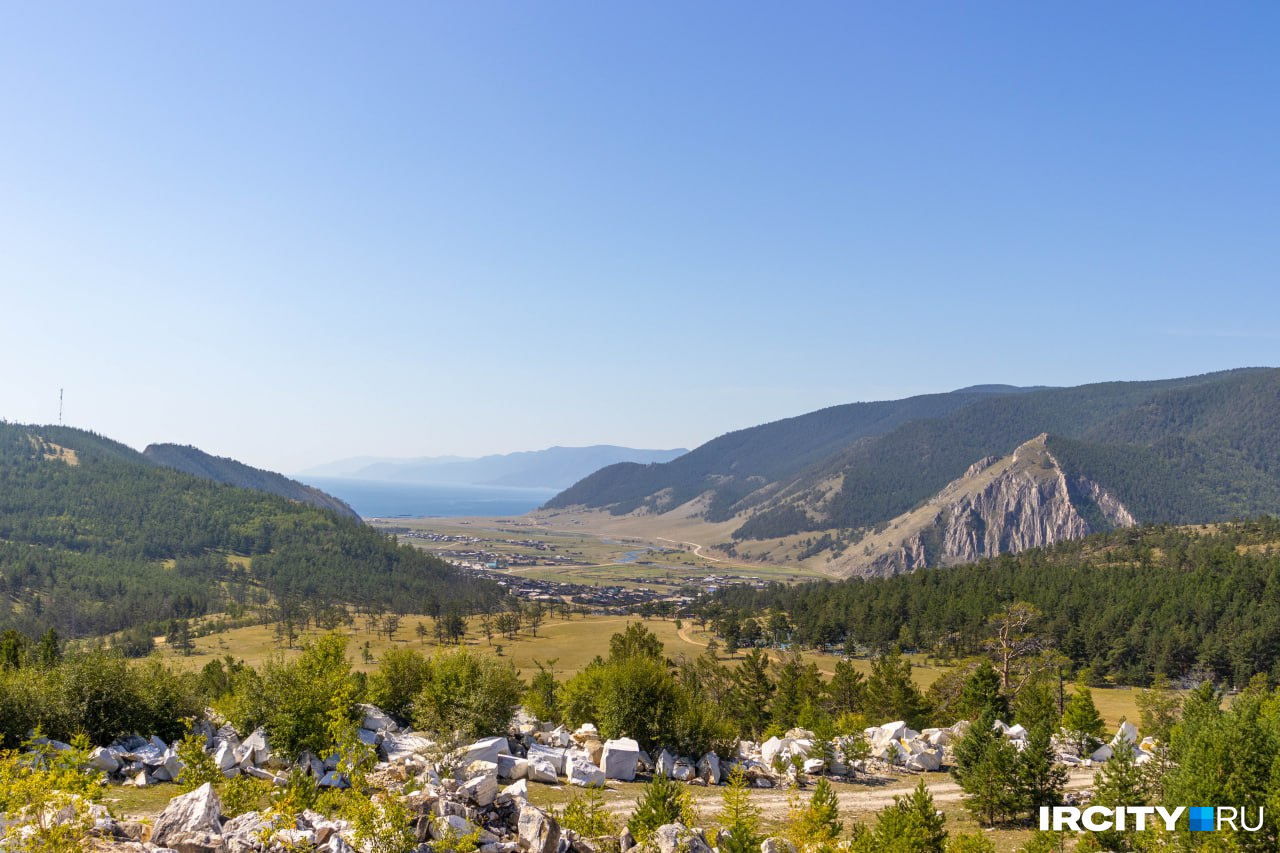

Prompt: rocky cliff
xmin=828 ymin=434 xmax=1135 ymax=577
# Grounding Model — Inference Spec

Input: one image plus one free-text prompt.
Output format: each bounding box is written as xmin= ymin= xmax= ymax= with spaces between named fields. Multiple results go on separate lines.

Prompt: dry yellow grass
xmin=174 ymin=613 xmax=1138 ymax=725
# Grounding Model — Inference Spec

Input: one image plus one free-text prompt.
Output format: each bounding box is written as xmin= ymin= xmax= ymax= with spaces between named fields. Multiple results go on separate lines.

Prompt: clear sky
xmin=2 ymin=3 xmax=1277 ymax=473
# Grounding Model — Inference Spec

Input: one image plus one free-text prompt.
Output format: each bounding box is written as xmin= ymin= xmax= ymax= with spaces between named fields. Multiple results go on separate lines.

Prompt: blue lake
xmin=302 ymin=478 xmax=558 ymax=518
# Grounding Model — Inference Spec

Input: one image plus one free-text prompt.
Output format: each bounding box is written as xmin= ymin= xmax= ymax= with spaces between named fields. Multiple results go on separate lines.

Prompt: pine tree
xmin=958 ymin=660 xmax=1007 ymax=721
xmin=825 ymin=658 xmax=867 ymax=716
xmin=718 ymin=766 xmax=762 ymax=853
xmin=1060 ymin=685 xmax=1105 ymax=757
xmin=1014 ymin=720 xmax=1067 ymax=816
xmin=731 ymin=650 xmax=775 ymax=739
xmin=787 ymin=777 xmax=842 ymax=849
xmin=848 ymin=780 xmax=948 ymax=853
xmin=1083 ymin=739 xmax=1149 ymax=852
xmin=627 ymin=774 xmax=691 ymax=843
xmin=951 ymin=711 xmax=1021 ymax=826
xmin=865 ymin=651 xmax=931 ymax=730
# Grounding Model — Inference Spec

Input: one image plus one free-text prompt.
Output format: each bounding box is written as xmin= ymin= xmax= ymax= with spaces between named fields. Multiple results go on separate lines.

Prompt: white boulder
xmin=567 ymin=755 xmax=606 ymax=787
xmin=601 ymin=738 xmax=640 ymax=781
xmin=151 ymin=782 xmax=223 ymax=846
xmin=463 ymin=736 xmax=509 ymax=766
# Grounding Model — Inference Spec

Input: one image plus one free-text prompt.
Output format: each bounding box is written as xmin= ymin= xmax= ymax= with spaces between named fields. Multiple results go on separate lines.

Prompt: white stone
xmin=87 ymin=747 xmax=120 ymax=773
xmin=1005 ymin=725 xmax=1028 ymax=741
xmin=876 ymin=722 xmax=909 ymax=744
xmin=151 ymin=782 xmax=222 ymax=846
xmin=464 ymin=736 xmax=510 ymax=767
xmin=243 ymin=728 xmax=272 ymax=766
xmin=697 ymin=752 xmax=721 ymax=785
xmin=318 ymin=770 xmax=348 ymax=788
xmin=381 ymin=731 xmax=434 ymax=764
xmin=802 ymin=758 xmax=825 ymax=775
xmin=567 ymin=755 xmax=606 ymax=787
xmin=461 ymin=772 xmax=499 ymax=807
xmin=653 ymin=824 xmax=711 ymax=853
xmin=528 ymin=757 xmax=558 ymax=784
xmin=1111 ymin=721 xmax=1139 ymax=747
xmin=213 ymin=742 xmax=238 ymax=771
xmin=518 ymin=806 xmax=560 ymax=853
xmin=497 ymin=754 xmax=529 ymax=780
xmin=357 ymin=704 xmax=398 ymax=733
xmin=1090 ymin=744 xmax=1114 ymax=762
xmin=601 ymin=738 xmax=640 ymax=782
xmin=906 ymin=749 xmax=942 ymax=772
xmin=527 ymin=743 xmax=566 ymax=774
xmin=760 ymin=737 xmax=787 ymax=766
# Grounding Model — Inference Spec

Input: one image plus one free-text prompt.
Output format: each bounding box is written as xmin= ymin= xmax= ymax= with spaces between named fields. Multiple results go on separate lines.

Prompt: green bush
xmin=227 ymin=633 xmax=358 ymax=759
xmin=557 ymin=785 xmax=619 ymax=839
xmin=367 ymin=647 xmax=432 ymax=721
xmin=411 ymin=648 xmax=523 ymax=739
xmin=627 ymin=774 xmax=697 ymax=843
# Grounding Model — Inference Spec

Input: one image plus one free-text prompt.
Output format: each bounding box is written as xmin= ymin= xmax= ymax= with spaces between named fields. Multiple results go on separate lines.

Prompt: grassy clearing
xmin=174 ymin=613 xmax=1138 ymax=726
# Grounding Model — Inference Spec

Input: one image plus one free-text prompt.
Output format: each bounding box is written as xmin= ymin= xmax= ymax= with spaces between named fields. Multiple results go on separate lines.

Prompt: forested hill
xmin=702 ymin=518 xmax=1280 ymax=688
xmin=0 ymin=422 xmax=502 ymax=642
xmin=547 ymin=369 xmax=1280 ymax=558
xmin=144 ymin=443 xmax=361 ymax=521
xmin=546 ymin=385 xmax=1037 ymax=519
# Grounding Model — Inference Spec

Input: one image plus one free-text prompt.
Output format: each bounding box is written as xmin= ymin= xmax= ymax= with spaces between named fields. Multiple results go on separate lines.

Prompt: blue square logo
xmin=1189 ymin=807 xmax=1215 ymax=832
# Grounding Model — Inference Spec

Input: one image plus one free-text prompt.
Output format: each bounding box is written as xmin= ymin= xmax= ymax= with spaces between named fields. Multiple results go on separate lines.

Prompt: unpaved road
xmin=584 ymin=767 xmax=1097 ymax=821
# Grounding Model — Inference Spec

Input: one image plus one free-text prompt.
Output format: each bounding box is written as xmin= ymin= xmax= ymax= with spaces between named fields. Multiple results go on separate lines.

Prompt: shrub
xmin=0 ymin=731 xmax=103 ymax=851
xmin=175 ymin=729 xmax=222 ymax=792
xmin=557 ymin=785 xmax=619 ymax=839
xmin=848 ymin=780 xmax=947 ymax=853
xmin=228 ymin=633 xmax=357 ymax=759
xmin=786 ymin=777 xmax=842 ymax=850
xmin=346 ymin=791 xmax=416 ymax=853
xmin=628 ymin=774 xmax=697 ymax=843
xmin=412 ymin=648 xmax=523 ymax=739
xmin=367 ymin=648 xmax=431 ymax=721
xmin=718 ymin=766 xmax=762 ymax=853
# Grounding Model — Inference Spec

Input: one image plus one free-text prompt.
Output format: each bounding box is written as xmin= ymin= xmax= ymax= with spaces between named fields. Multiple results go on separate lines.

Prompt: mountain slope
xmin=144 ymin=443 xmax=361 ymax=521
xmin=0 ymin=423 xmax=501 ymax=641
xmin=547 ymin=386 xmax=1038 ymax=519
xmin=822 ymin=434 xmax=1136 ymax=576
xmin=549 ymin=368 xmax=1280 ymax=572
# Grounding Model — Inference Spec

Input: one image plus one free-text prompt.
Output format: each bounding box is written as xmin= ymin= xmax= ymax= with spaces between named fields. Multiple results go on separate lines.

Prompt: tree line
xmin=702 ymin=519 xmax=1280 ymax=687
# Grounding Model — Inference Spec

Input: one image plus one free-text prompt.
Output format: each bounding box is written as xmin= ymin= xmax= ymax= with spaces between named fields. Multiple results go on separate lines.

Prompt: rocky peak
xmin=831 ymin=434 xmax=1136 ymax=577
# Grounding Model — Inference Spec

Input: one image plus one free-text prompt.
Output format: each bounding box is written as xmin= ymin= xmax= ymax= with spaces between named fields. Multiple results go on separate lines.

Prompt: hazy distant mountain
xmin=298 ymin=455 xmax=474 ymax=479
xmin=144 ymin=443 xmax=362 ymax=520
xmin=302 ymin=445 xmax=689 ymax=491
xmin=548 ymin=368 xmax=1280 ymax=574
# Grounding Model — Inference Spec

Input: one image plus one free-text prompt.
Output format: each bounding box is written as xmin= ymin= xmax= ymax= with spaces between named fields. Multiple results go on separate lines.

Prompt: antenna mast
xmin=59 ymin=389 xmax=63 ymax=425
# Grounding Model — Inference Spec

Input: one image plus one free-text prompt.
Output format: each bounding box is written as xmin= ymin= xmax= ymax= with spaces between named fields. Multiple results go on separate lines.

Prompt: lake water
xmin=302 ymin=478 xmax=558 ymax=518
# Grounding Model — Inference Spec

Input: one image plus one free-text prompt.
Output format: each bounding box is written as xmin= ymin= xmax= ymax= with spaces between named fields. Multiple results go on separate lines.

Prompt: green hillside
xmin=0 ymin=423 xmax=501 ymax=642
xmin=143 ymin=442 xmax=361 ymax=520
xmin=546 ymin=385 xmax=1030 ymax=518
xmin=549 ymin=368 xmax=1280 ymax=545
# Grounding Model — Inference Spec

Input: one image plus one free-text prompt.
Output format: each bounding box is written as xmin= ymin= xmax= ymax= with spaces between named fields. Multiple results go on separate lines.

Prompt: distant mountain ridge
xmin=546 ymin=368 xmax=1280 ymax=575
xmin=302 ymin=445 xmax=688 ymax=491
xmin=144 ymin=443 xmax=361 ymax=521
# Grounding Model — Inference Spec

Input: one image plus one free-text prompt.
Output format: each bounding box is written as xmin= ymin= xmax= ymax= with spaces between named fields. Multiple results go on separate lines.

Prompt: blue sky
xmin=2 ymin=3 xmax=1277 ymax=472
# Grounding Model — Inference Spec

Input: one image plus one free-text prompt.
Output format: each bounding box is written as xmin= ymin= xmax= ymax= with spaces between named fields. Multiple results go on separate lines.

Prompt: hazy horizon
xmin=3 ymin=4 xmax=1277 ymax=473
